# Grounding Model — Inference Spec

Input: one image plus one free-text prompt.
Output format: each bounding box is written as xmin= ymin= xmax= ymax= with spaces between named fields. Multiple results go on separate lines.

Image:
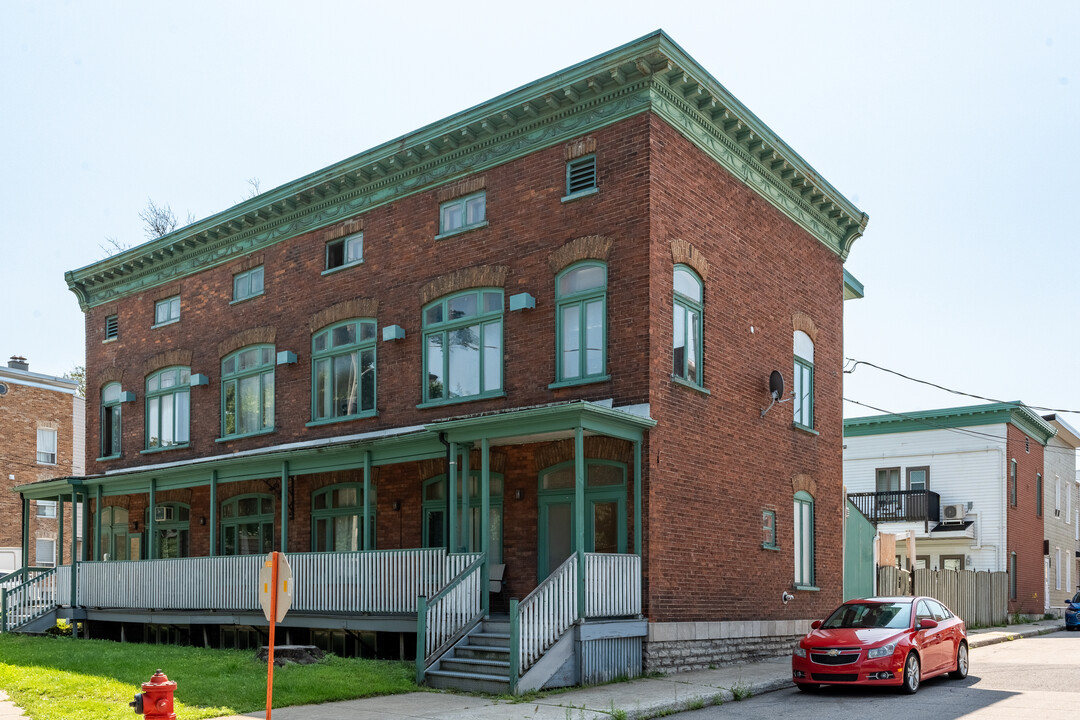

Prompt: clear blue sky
xmin=3 ymin=1 xmax=1078 ymax=428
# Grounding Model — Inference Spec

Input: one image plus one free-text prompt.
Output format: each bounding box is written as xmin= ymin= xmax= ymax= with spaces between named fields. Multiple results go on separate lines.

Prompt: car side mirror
xmin=918 ymin=619 xmax=938 ymax=629
xmin=810 ymin=620 xmax=822 ymax=629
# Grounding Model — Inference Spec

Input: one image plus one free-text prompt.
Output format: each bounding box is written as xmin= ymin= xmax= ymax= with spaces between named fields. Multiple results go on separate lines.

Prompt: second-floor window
xmin=154 ymin=296 xmax=181 ymax=326
xmin=101 ymin=382 xmax=122 ymax=458
xmin=36 ymin=428 xmax=57 ymax=464
xmin=312 ymin=320 xmax=376 ymax=421
xmin=672 ymin=266 xmax=703 ymax=385
xmin=326 ymin=233 xmax=363 ymax=271
xmin=146 ymin=367 xmax=190 ymax=449
xmin=555 ymin=262 xmax=607 ymax=383
xmin=423 ymin=289 xmax=503 ymax=404
xmin=233 ymin=266 xmax=264 ymax=302
xmin=222 ymin=346 xmax=275 ymax=438
xmin=793 ymin=330 xmax=814 ymax=429
xmin=907 ymin=466 xmax=929 ymax=492
xmin=36 ymin=500 xmax=57 ymax=518
xmin=439 ymin=191 xmax=486 ymax=236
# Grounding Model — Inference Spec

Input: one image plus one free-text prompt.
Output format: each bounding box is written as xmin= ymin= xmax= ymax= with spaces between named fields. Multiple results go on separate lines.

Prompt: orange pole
xmin=266 ymin=551 xmax=279 ymax=720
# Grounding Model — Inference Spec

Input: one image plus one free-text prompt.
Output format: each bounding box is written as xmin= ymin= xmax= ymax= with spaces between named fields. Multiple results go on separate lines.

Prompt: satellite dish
xmin=769 ymin=370 xmax=784 ymax=401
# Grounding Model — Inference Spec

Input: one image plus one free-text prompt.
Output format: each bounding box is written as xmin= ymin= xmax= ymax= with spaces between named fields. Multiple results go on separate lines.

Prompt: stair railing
xmin=1 ymin=567 xmax=59 ymax=633
xmin=415 ymin=552 xmax=486 ymax=684
xmin=509 ymin=553 xmax=579 ymax=692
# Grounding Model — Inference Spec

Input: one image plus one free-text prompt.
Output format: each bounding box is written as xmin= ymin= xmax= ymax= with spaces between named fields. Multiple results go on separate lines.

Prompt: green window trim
xmin=153 ymin=295 xmax=181 ymax=327
xmin=312 ymin=483 xmax=376 ymax=552
xmin=794 ymin=490 xmax=815 ymax=587
xmin=793 ymin=330 xmax=814 ymax=430
xmin=555 ymin=262 xmax=607 ymax=384
xmin=98 ymin=506 xmax=130 ymax=561
xmin=1010 ymin=459 xmax=1018 ymax=507
xmin=1009 ymin=551 xmax=1017 ymax=599
xmin=422 ymin=288 xmax=503 ymax=404
xmin=421 ymin=473 xmax=504 ymax=562
xmin=101 ymin=382 xmax=123 ymax=459
xmin=672 ymin=265 xmax=703 ymax=387
xmin=1037 ymin=473 xmax=1043 ymax=518
xmin=565 ymin=154 xmax=597 ymax=198
xmin=220 ymin=493 xmax=275 ymax=556
xmin=221 ymin=345 xmax=275 ymax=439
xmin=312 ymin=319 xmax=377 ymax=423
xmin=144 ymin=503 xmax=191 ymax=559
xmin=437 ymin=191 xmax=487 ymax=238
xmin=537 ymin=459 xmax=627 ymax=578
xmin=762 ymin=509 xmax=778 ymax=549
xmin=324 ymin=232 xmax=364 ymax=273
xmin=104 ymin=314 xmax=119 ymax=341
xmin=145 ymin=366 xmax=191 ymax=450
xmin=232 ymin=266 xmax=265 ymax=303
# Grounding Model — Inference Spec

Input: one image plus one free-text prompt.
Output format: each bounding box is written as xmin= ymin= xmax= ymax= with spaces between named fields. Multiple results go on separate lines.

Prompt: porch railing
xmin=514 ymin=554 xmax=579 ymax=676
xmin=0 ymin=566 xmax=51 ymax=594
xmin=847 ymin=490 xmax=941 ymax=528
xmin=1 ymin=567 xmax=58 ymax=632
xmin=79 ymin=555 xmax=260 ymax=610
xmin=584 ymin=553 xmax=641 ymax=617
xmin=415 ymin=553 xmax=485 ymax=683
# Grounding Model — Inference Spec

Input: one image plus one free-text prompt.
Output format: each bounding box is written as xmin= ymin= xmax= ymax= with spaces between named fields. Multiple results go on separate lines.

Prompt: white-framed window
xmin=36 ymin=428 xmax=57 ymax=464
xmin=36 ymin=538 xmax=56 ymax=567
xmin=325 ymin=233 xmax=363 ymax=271
xmin=233 ymin=266 xmax=265 ymax=302
xmin=1069 ymin=556 xmax=1073 ymax=596
xmin=36 ymin=500 xmax=57 ymax=518
xmin=1069 ymin=481 xmax=1074 ymax=524
xmin=1056 ymin=476 xmax=1062 ymax=518
xmin=1057 ymin=547 xmax=1063 ymax=590
xmin=154 ymin=295 xmax=181 ymax=326
xmin=438 ymin=191 xmax=486 ymax=236
xmin=793 ymin=331 xmax=814 ymax=429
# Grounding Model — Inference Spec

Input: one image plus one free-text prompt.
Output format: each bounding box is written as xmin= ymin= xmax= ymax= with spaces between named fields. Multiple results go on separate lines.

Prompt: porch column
xmin=481 ymin=437 xmax=491 ymax=616
xmin=448 ymin=442 xmax=458 ymax=553
xmin=209 ymin=471 xmax=218 ymax=556
xmin=21 ymin=495 xmax=29 ymax=569
xmin=574 ymin=426 xmax=585 ymax=618
xmin=148 ymin=478 xmax=157 ymax=560
xmin=58 ymin=496 xmax=64 ymax=566
xmin=633 ymin=439 xmax=642 ymax=556
xmin=362 ymin=451 xmax=372 ymax=551
xmin=70 ymin=487 xmax=79 ymax=617
xmin=94 ymin=485 xmax=103 ymax=560
xmin=280 ymin=462 xmax=289 ymax=553
xmin=460 ymin=443 xmax=471 ymax=553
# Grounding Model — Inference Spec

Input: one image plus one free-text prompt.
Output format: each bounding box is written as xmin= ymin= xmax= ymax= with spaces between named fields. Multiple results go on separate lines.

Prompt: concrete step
xmin=470 ymin=631 xmax=510 ymax=648
xmin=426 ymin=669 xmax=510 ymax=694
xmin=456 ymin=644 xmax=511 ymax=661
xmin=482 ymin=619 xmax=510 ymax=634
xmin=440 ymin=657 xmax=510 ymax=675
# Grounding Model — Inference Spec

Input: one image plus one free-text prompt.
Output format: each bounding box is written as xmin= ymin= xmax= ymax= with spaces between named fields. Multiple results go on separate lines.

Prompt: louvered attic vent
xmin=105 ymin=314 xmax=119 ymax=340
xmin=566 ymin=155 xmax=597 ymax=195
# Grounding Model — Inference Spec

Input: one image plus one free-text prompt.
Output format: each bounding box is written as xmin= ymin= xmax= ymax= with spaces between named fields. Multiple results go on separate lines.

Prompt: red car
xmin=792 ymin=596 xmax=968 ymax=694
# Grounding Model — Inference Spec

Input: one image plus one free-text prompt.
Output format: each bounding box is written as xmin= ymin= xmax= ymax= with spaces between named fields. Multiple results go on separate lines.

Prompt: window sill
xmin=417 ymin=391 xmax=505 ymax=410
xmin=561 ymin=188 xmax=599 ymax=203
xmin=216 ymin=428 xmax=275 ymax=443
xmin=306 ymin=411 xmax=378 ymax=428
xmin=36 ymin=461 xmax=57 ymax=467
xmin=96 ymin=455 xmax=121 ymax=462
xmin=229 ymin=292 xmax=264 ymax=306
xmin=102 ymin=337 xmax=118 ymax=345
xmin=761 ymin=544 xmax=782 ymax=552
xmin=548 ymin=375 xmax=611 ymax=390
xmin=793 ymin=423 xmax=819 ymax=436
xmin=794 ymin=585 xmax=820 ymax=592
xmin=435 ymin=221 xmax=488 ymax=241
xmin=671 ymin=375 xmax=710 ymax=395
xmin=140 ymin=444 xmax=190 ymax=455
xmin=151 ymin=318 xmax=180 ymax=330
xmin=321 ymin=261 xmax=364 ymax=277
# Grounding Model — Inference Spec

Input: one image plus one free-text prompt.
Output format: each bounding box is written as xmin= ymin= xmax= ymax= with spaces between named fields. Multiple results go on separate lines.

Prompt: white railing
xmin=0 ymin=567 xmax=51 ymax=594
xmin=1 ymin=568 xmax=58 ymax=632
xmin=584 ymin=553 xmax=641 ymax=617
xmin=517 ymin=554 xmax=579 ymax=673
xmin=418 ymin=553 xmax=485 ymax=672
xmin=56 ymin=566 xmax=72 ymax=607
xmin=79 ymin=555 xmax=261 ymax=610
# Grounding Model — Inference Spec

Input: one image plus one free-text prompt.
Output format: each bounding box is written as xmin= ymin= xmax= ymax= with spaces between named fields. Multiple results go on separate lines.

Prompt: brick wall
xmin=1006 ymin=424 xmax=1046 ymax=614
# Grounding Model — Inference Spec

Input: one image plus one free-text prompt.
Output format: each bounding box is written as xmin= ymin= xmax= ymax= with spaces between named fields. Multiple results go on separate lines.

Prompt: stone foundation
xmin=643 ymin=620 xmax=812 ymax=673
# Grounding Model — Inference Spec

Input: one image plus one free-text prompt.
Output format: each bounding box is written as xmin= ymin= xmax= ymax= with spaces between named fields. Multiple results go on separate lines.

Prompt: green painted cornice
xmin=844 ymin=401 xmax=1057 ymax=445
xmin=843 ymin=269 xmax=864 ymax=300
xmin=66 ymin=30 xmax=868 ymax=311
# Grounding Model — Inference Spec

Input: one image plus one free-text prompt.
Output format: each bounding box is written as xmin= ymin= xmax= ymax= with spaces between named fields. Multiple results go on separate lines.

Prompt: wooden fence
xmin=876 ymin=566 xmax=1009 ymax=627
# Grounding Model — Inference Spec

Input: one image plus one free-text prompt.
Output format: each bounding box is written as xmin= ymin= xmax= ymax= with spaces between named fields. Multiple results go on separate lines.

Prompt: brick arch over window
xmin=96 ymin=366 xmax=125 ymax=387
xmin=153 ymin=282 xmax=182 ymax=302
xmin=791 ymin=473 xmax=817 ymax=497
xmin=309 ymin=298 xmax=379 ymax=333
xmin=548 ymin=235 xmax=612 ymax=275
xmin=231 ymin=253 xmax=264 ymax=276
xmin=669 ymin=239 xmax=710 ymax=280
xmin=792 ymin=312 xmax=819 ymax=344
xmin=324 ymin=215 xmax=364 ymax=242
xmin=437 ymin=176 xmax=486 ymax=203
xmin=217 ymin=327 xmax=276 ymax=359
xmin=419 ymin=265 xmax=508 ymax=306
xmin=566 ymin=136 xmax=597 ymax=160
xmin=414 ymin=448 xmax=508 ymax=482
xmin=143 ymin=349 xmax=193 ymax=376
xmin=533 ymin=436 xmax=632 ymax=471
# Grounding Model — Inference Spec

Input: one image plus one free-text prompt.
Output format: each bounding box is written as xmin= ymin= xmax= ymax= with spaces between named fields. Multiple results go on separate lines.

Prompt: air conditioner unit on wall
xmin=154 ymin=506 xmax=174 ymax=522
xmin=941 ymin=503 xmax=967 ymax=524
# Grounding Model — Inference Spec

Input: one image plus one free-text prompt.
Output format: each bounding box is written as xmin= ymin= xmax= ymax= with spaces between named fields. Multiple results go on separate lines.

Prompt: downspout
xmin=439 ymin=432 xmax=453 ymax=550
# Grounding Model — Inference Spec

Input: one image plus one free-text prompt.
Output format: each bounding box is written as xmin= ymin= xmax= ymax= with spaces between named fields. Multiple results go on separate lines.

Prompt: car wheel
xmin=949 ymin=642 xmax=969 ymax=679
xmin=901 ymin=652 xmax=920 ymax=694
xmin=797 ymin=683 xmax=819 ymax=693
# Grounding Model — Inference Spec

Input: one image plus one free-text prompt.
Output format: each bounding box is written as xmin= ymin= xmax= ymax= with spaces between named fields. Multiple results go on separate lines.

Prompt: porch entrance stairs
xmin=426 ymin=616 xmax=512 ymax=694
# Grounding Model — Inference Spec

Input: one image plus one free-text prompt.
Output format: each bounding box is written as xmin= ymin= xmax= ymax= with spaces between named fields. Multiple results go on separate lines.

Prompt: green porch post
xmin=148 ymin=478 xmax=156 ymax=560
xmin=481 ymin=437 xmax=490 ymax=617
xmin=460 ymin=444 xmax=470 ymax=553
xmin=209 ymin=471 xmax=218 ymax=556
xmin=94 ymin=485 xmax=102 ymax=560
xmin=70 ymin=487 xmax=79 ymax=617
xmin=574 ymin=426 xmax=585 ymax=618
xmin=280 ymin=461 xmax=289 ymax=553
xmin=448 ymin=442 xmax=458 ymax=553
xmin=21 ymin=495 xmax=29 ymax=569
xmin=57 ymin=495 xmax=64 ymax=567
xmin=363 ymin=451 xmax=372 ymax=551
xmin=634 ymin=439 xmax=642 ymax=556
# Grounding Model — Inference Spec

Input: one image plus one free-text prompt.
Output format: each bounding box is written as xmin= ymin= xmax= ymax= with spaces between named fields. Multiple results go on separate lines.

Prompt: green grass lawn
xmin=0 ymin=634 xmax=417 ymax=719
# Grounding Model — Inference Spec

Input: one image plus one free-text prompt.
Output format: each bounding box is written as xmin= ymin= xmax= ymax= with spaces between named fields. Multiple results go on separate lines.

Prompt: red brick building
xmin=13 ymin=32 xmax=868 ymax=686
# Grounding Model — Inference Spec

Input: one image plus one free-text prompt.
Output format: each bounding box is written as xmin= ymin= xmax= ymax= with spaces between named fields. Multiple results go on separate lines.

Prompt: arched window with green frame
xmin=98 ymin=505 xmax=129 ymax=561
xmin=555 ymin=262 xmax=607 ymax=385
xmin=793 ymin=331 xmax=814 ymax=429
xmin=794 ymin=490 xmax=815 ymax=588
xmin=672 ymin=265 xmax=703 ymax=386
xmin=422 ymin=289 xmax=503 ymax=404
xmin=146 ymin=367 xmax=191 ymax=449
xmin=220 ymin=494 xmax=274 ymax=556
xmin=537 ymin=459 xmax=626 ymax=578
xmin=221 ymin=345 xmax=275 ymax=438
xmin=312 ymin=320 xmax=377 ymax=423
xmin=144 ymin=502 xmax=190 ymax=558
xmin=421 ymin=473 xmax=503 ymax=562
xmin=312 ymin=483 xmax=376 ymax=552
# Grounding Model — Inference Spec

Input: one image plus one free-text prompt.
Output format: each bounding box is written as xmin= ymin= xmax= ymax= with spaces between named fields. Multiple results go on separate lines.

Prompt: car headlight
xmin=793 ymin=646 xmax=807 ymax=658
xmin=867 ymin=642 xmax=897 ymax=659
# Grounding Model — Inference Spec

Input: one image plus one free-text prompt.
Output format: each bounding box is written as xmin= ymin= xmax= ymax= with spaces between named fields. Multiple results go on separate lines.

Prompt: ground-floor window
xmin=794 ymin=491 xmax=815 ymax=587
xmin=99 ymin=506 xmax=130 ymax=561
xmin=421 ymin=473 xmax=503 ymax=562
xmin=145 ymin=503 xmax=190 ymax=559
xmin=940 ymin=554 xmax=965 ymax=571
xmin=312 ymin=483 xmax=376 ymax=552
xmin=537 ymin=460 xmax=626 ymax=578
xmin=221 ymin=494 xmax=274 ymax=555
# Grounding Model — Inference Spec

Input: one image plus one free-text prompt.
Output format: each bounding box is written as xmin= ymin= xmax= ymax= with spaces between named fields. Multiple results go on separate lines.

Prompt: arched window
xmin=422 ymin=289 xmax=503 ymax=403
xmin=421 ymin=473 xmax=503 ymax=562
xmin=221 ymin=345 xmax=275 ymax=438
xmin=555 ymin=262 xmax=607 ymax=384
xmin=220 ymin=494 xmax=274 ymax=555
xmin=673 ymin=266 xmax=703 ymax=385
xmin=146 ymin=367 xmax=190 ymax=449
xmin=537 ymin=460 xmax=625 ymax=577
xmin=101 ymin=383 xmax=123 ymax=458
xmin=312 ymin=320 xmax=376 ymax=422
xmin=145 ymin=503 xmax=190 ymax=558
xmin=793 ymin=331 xmax=814 ymax=429
xmin=98 ymin=506 xmax=129 ymax=561
xmin=312 ymin=483 xmax=376 ymax=552
xmin=794 ymin=490 xmax=815 ymax=587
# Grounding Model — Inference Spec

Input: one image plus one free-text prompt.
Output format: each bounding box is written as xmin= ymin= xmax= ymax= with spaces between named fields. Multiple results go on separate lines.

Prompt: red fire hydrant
xmin=129 ymin=669 xmax=177 ymax=720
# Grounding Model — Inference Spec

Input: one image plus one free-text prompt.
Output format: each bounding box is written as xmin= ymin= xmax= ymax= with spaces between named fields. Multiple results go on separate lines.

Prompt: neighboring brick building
xmin=0 ymin=357 xmax=83 ymax=573
xmin=14 ymin=31 xmax=869 ymax=680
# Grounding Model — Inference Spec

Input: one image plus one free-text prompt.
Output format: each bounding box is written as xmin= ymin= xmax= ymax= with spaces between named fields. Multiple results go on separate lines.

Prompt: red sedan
xmin=791 ymin=596 xmax=968 ymax=694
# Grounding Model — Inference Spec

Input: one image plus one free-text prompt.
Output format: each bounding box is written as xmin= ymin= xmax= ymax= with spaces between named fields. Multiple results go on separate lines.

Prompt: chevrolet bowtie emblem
xmin=827 ymin=649 xmax=840 ymax=656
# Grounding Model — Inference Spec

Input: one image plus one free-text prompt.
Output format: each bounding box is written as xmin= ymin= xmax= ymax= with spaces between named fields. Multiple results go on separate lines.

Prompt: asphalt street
xmin=673 ymin=631 xmax=1080 ymax=719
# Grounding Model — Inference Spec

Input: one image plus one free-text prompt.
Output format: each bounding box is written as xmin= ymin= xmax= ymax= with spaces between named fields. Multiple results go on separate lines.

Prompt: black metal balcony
xmin=847 ymin=490 xmax=941 ymax=531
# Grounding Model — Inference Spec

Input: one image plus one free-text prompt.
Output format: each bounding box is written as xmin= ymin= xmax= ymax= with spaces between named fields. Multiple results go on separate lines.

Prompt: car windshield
xmin=1072 ymin=591 xmax=1080 ymax=604
xmin=822 ymin=602 xmax=911 ymax=629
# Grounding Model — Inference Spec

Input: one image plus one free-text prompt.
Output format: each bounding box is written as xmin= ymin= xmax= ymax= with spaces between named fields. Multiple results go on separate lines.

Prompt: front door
xmin=537 ymin=460 xmax=627 ymax=578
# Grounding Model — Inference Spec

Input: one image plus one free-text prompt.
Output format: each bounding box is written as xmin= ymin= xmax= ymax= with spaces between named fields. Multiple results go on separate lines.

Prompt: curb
xmin=968 ymin=625 xmax=1061 ymax=649
xmin=622 ymin=677 xmax=795 ymax=720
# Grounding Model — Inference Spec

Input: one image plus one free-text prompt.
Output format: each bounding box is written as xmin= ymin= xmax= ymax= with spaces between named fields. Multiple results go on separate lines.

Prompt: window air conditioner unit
xmin=154 ymin=506 xmax=174 ymax=522
xmin=941 ymin=503 xmax=967 ymax=524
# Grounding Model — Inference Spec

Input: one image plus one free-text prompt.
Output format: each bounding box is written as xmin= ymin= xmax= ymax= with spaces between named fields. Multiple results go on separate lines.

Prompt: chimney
xmin=7 ymin=356 xmax=28 ymax=371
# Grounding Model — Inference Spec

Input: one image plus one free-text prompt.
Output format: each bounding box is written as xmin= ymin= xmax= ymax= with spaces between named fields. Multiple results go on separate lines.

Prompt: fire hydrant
xmin=129 ymin=669 xmax=177 ymax=719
